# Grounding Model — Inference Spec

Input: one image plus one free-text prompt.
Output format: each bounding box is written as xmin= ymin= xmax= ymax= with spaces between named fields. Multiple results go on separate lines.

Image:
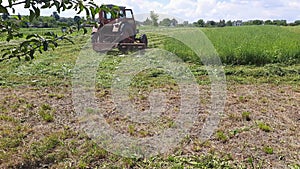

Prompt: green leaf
xmin=88 ymin=1 xmax=97 ymax=7
xmin=90 ymin=7 xmax=95 ymax=18
xmin=53 ymin=42 xmax=58 ymax=47
xmin=48 ymin=40 xmax=58 ymax=47
xmin=25 ymin=0 xmax=31 ymax=8
xmin=60 ymin=36 xmax=74 ymax=44
xmin=78 ymin=2 xmax=84 ymax=14
xmin=84 ymin=6 xmax=89 ymax=17
xmin=29 ymin=10 xmax=35 ymax=22
xmin=17 ymin=33 xmax=23 ymax=38
xmin=8 ymin=0 xmax=12 ymax=7
xmin=3 ymin=51 xmax=11 ymax=58
xmin=29 ymin=50 xmax=35 ymax=59
xmin=83 ymin=27 xmax=87 ymax=34
xmin=29 ymin=39 xmax=40 ymax=44
xmin=43 ymin=41 xmax=48 ymax=51
xmin=17 ymin=14 xmax=22 ymax=20
xmin=54 ymin=1 xmax=60 ymax=13
xmin=33 ymin=6 xmax=40 ymax=18
xmin=41 ymin=2 xmax=50 ymax=9
xmin=26 ymin=34 xmax=38 ymax=39
xmin=6 ymin=34 xmax=13 ymax=42
xmin=66 ymin=4 xmax=73 ymax=9
xmin=0 ymin=5 xmax=8 ymax=13
xmin=48 ymin=40 xmax=58 ymax=50
xmin=44 ymin=32 xmax=55 ymax=36
xmin=61 ymin=3 xmax=66 ymax=11
xmin=20 ymin=41 xmax=30 ymax=48
xmin=25 ymin=55 xmax=31 ymax=61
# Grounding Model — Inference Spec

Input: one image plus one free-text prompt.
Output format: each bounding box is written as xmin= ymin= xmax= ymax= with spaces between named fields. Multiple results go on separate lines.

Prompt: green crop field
xmin=203 ymin=26 xmax=300 ymax=65
xmin=159 ymin=26 xmax=300 ymax=65
xmin=0 ymin=26 xmax=299 ymax=168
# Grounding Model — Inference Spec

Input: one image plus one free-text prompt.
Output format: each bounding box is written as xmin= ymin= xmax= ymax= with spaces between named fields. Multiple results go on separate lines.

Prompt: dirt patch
xmin=0 ymin=84 xmax=299 ymax=168
xmin=188 ymin=84 xmax=300 ymax=168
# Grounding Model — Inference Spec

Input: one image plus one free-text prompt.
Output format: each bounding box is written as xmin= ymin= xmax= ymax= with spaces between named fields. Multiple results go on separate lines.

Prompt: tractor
xmin=92 ymin=4 xmax=148 ymax=52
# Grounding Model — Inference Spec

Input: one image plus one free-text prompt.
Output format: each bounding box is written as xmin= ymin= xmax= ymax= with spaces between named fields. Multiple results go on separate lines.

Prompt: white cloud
xmin=3 ymin=0 xmax=300 ymax=22
xmin=132 ymin=0 xmax=300 ymax=23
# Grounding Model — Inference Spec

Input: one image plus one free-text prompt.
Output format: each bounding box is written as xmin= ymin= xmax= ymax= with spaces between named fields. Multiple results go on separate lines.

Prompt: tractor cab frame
xmin=92 ymin=4 xmax=147 ymax=52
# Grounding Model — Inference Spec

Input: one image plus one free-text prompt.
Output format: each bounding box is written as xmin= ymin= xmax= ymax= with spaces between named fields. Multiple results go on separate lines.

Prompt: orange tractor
xmin=92 ymin=4 xmax=148 ymax=52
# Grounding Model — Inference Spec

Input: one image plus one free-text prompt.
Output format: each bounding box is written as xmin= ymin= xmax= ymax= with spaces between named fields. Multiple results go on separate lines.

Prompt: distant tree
xmin=159 ymin=18 xmax=171 ymax=26
xmin=143 ymin=17 xmax=152 ymax=25
xmin=218 ymin=19 xmax=226 ymax=27
xmin=19 ymin=18 xmax=29 ymax=28
xmin=59 ymin=17 xmax=75 ymax=26
xmin=294 ymin=20 xmax=300 ymax=26
xmin=183 ymin=21 xmax=189 ymax=27
xmin=281 ymin=20 xmax=287 ymax=26
xmin=243 ymin=20 xmax=263 ymax=25
xmin=43 ymin=16 xmax=57 ymax=27
xmin=273 ymin=20 xmax=287 ymax=26
xmin=252 ymin=20 xmax=264 ymax=25
xmin=264 ymin=20 xmax=272 ymax=25
xmin=17 ymin=13 xmax=22 ymax=20
xmin=150 ymin=11 xmax=159 ymax=26
xmin=2 ymin=13 xmax=9 ymax=20
xmin=194 ymin=19 xmax=205 ymax=27
xmin=52 ymin=11 xmax=60 ymax=21
xmin=226 ymin=20 xmax=232 ymax=26
xmin=206 ymin=20 xmax=216 ymax=27
xmin=74 ymin=16 xmax=82 ymax=31
xmin=171 ymin=18 xmax=178 ymax=26
xmin=242 ymin=21 xmax=248 ymax=25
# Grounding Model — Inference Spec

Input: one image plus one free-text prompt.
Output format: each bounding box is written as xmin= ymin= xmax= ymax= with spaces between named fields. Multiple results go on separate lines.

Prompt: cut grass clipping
xmin=257 ymin=121 xmax=272 ymax=132
xmin=242 ymin=111 xmax=251 ymax=121
xmin=38 ymin=104 xmax=54 ymax=122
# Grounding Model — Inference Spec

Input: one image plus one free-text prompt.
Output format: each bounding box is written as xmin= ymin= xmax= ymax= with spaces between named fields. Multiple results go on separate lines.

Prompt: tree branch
xmin=4 ymin=1 xmax=26 ymax=8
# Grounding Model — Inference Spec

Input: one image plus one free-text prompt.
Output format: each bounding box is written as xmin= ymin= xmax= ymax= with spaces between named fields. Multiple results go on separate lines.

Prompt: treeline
xmin=4 ymin=12 xmax=300 ymax=29
xmin=193 ymin=19 xmax=300 ymax=27
xmin=141 ymin=17 xmax=300 ymax=28
xmin=1 ymin=12 xmax=86 ymax=28
xmin=140 ymin=11 xmax=300 ymax=27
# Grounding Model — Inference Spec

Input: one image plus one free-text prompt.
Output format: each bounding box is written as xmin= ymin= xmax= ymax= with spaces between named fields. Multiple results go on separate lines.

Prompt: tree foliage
xmin=52 ymin=11 xmax=60 ymax=21
xmin=193 ymin=19 xmax=205 ymax=27
xmin=171 ymin=18 xmax=178 ymax=26
xmin=2 ymin=12 xmax=9 ymax=20
xmin=206 ymin=20 xmax=216 ymax=27
xmin=226 ymin=20 xmax=232 ymax=26
xmin=143 ymin=17 xmax=151 ymax=25
xmin=74 ymin=15 xmax=82 ymax=31
xmin=0 ymin=0 xmax=104 ymax=62
xmin=150 ymin=11 xmax=158 ymax=27
xmin=159 ymin=18 xmax=171 ymax=26
xmin=159 ymin=18 xmax=178 ymax=27
xmin=218 ymin=19 xmax=225 ymax=27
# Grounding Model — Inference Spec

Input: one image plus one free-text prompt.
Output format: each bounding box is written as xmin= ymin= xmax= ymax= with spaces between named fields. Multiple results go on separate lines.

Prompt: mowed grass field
xmin=0 ymin=26 xmax=299 ymax=168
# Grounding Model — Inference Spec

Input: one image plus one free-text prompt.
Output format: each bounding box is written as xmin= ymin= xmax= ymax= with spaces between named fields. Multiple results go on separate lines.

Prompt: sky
xmin=6 ymin=0 xmax=300 ymax=23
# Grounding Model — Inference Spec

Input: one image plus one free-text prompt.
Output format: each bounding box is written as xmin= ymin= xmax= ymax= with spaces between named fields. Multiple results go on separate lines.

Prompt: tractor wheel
xmin=140 ymin=34 xmax=148 ymax=48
